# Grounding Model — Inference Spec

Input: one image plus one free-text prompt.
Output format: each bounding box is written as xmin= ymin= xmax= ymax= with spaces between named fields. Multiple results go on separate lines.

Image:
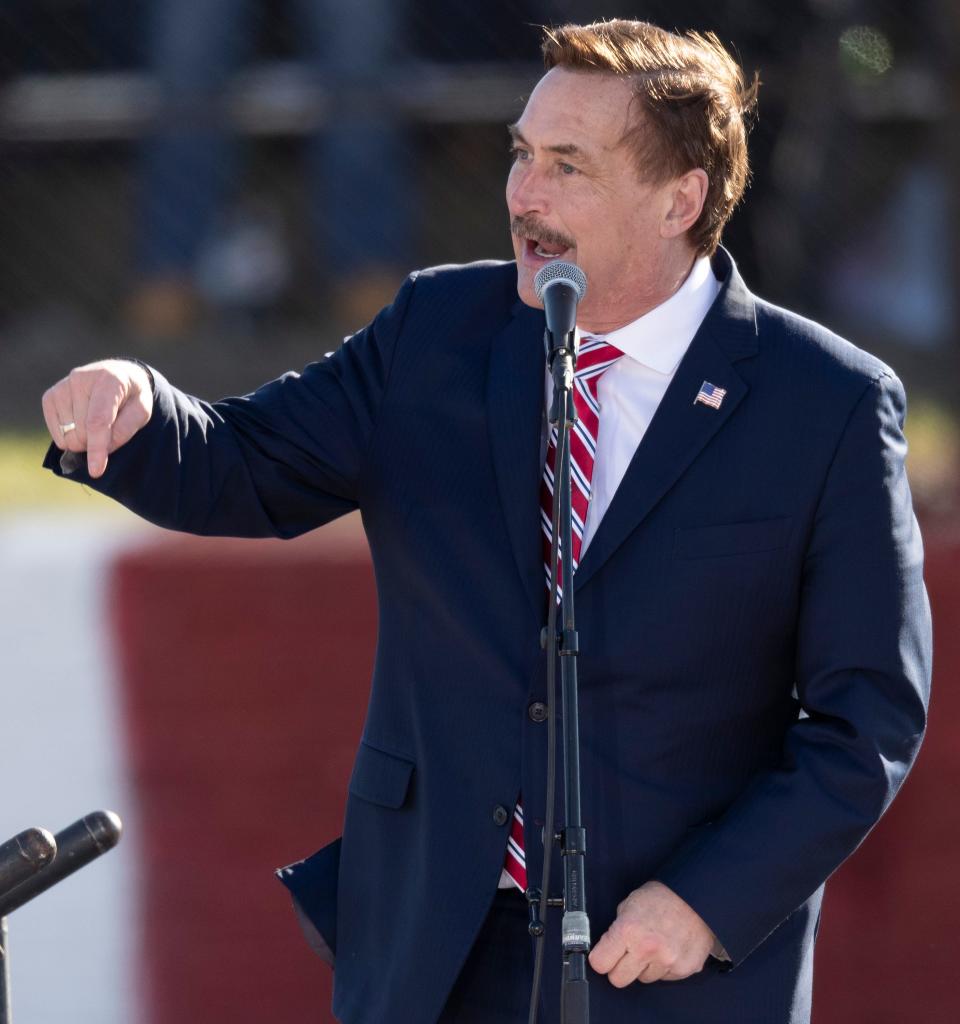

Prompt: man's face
xmin=506 ymin=67 xmax=675 ymax=329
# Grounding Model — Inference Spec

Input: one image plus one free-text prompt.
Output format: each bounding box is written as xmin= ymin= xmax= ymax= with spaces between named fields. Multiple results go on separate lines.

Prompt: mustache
xmin=510 ymin=215 xmax=575 ymax=252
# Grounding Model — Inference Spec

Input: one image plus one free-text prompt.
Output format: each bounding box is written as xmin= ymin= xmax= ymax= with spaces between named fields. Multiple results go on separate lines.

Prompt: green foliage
xmin=0 ymin=433 xmax=113 ymax=510
xmin=904 ymin=399 xmax=960 ymax=522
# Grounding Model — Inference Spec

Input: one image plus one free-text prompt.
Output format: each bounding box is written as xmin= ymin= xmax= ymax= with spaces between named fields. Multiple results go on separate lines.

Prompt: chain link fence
xmin=1 ymin=0 xmax=956 ymax=511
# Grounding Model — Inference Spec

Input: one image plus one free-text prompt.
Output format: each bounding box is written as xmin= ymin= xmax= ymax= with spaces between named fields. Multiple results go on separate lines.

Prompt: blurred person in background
xmin=127 ymin=0 xmax=413 ymax=336
xmin=40 ymin=17 xmax=931 ymax=1024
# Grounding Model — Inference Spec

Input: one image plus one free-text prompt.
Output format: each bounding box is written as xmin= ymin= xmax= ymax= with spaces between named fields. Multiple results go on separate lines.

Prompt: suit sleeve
xmin=654 ymin=371 xmax=932 ymax=964
xmin=43 ymin=273 xmax=418 ymax=538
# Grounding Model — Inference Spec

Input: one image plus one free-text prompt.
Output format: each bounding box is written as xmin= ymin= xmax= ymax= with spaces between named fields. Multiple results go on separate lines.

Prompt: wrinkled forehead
xmin=514 ymin=68 xmax=638 ymax=153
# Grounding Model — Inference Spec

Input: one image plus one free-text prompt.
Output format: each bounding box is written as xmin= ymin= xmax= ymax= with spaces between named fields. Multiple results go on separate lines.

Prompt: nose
xmin=506 ymin=160 xmax=549 ymax=219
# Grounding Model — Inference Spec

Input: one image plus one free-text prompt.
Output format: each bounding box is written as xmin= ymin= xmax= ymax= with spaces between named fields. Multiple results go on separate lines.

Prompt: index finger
xmin=84 ymin=378 xmax=125 ymax=478
xmin=588 ymin=928 xmax=626 ymax=975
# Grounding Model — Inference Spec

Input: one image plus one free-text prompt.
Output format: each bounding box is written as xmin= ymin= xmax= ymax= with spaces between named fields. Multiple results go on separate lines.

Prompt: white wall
xmin=0 ymin=512 xmax=147 ymax=1024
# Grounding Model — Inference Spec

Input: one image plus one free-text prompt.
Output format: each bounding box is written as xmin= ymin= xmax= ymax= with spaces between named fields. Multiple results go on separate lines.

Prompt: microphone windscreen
xmin=534 ymin=261 xmax=587 ymax=303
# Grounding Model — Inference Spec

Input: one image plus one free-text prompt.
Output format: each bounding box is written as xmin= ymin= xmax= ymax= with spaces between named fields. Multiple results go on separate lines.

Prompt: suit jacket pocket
xmin=674 ymin=517 xmax=792 ymax=559
xmin=348 ymin=741 xmax=415 ymax=809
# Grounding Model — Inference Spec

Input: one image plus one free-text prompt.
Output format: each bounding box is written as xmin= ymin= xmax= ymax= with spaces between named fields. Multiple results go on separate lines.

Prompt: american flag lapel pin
xmin=694 ymin=380 xmax=726 ymax=410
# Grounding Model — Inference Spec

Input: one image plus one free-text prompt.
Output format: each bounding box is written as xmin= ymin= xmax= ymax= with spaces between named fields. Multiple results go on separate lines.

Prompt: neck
xmin=578 ymin=246 xmax=698 ymax=334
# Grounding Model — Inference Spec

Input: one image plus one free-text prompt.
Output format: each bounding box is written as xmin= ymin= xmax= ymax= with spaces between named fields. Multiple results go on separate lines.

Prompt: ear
xmin=661 ymin=169 xmax=709 ymax=239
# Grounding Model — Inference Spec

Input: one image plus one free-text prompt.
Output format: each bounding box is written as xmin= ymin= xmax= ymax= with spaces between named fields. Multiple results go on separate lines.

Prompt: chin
xmin=515 ymin=267 xmax=541 ymax=309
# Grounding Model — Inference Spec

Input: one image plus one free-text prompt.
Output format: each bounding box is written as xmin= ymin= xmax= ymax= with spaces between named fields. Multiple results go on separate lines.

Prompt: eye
xmin=510 ymin=145 xmax=530 ymax=163
xmin=559 ymin=162 xmax=578 ymax=176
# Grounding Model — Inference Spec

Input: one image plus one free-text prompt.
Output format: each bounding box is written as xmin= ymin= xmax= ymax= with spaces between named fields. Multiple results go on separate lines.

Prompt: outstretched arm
xmin=41 ymin=274 xmax=418 ymax=538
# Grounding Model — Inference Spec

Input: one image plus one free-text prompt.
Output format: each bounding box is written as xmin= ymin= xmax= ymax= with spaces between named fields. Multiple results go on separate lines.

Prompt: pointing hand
xmin=41 ymin=359 xmax=154 ymax=478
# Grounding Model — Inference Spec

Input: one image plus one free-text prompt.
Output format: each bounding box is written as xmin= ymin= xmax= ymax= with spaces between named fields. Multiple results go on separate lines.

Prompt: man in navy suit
xmin=42 ymin=19 xmax=930 ymax=1024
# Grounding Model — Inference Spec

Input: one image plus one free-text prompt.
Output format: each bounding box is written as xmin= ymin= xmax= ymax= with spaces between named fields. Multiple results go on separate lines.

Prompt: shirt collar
xmin=576 ymin=256 xmax=720 ymax=375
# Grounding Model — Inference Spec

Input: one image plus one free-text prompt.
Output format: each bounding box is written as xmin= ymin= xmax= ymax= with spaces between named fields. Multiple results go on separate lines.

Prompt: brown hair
xmin=542 ymin=19 xmax=759 ymax=256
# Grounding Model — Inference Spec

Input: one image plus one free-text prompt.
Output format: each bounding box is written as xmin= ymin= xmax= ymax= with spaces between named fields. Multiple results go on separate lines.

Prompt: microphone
xmin=0 ymin=828 xmax=57 ymax=899
xmin=0 ymin=811 xmax=122 ymax=917
xmin=534 ymin=261 xmax=588 ymax=356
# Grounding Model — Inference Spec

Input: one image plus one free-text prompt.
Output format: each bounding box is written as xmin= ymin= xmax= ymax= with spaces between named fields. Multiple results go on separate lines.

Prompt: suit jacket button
xmin=493 ymin=805 xmax=509 ymax=826
xmin=528 ymin=701 xmax=548 ymax=723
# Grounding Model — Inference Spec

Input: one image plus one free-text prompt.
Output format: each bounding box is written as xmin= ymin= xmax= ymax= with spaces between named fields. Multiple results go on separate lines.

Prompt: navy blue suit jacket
xmin=47 ymin=249 xmax=932 ymax=1023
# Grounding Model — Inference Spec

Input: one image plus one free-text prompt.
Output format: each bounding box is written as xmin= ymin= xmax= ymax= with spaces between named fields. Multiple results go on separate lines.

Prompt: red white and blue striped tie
xmin=503 ymin=336 xmax=624 ymax=893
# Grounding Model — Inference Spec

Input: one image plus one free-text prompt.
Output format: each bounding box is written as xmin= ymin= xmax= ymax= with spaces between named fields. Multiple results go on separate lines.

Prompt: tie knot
xmin=576 ymin=335 xmax=623 ymax=384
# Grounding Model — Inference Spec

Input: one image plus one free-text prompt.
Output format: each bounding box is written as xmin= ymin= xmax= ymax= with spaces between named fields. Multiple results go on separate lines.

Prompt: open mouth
xmin=510 ymin=216 xmax=575 ymax=267
xmin=524 ymin=238 xmax=573 ymax=263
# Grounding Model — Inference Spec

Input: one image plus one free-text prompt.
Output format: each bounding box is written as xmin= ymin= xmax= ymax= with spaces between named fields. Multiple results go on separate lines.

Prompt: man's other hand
xmin=42 ymin=360 xmax=154 ymax=478
xmin=588 ymin=880 xmax=716 ymax=986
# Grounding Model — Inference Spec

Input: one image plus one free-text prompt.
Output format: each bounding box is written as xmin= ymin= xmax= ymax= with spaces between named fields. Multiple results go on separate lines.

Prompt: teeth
xmin=534 ymin=244 xmax=562 ymax=257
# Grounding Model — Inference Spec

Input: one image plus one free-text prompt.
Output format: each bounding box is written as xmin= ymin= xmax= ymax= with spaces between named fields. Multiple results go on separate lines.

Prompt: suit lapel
xmin=574 ymin=251 xmax=759 ymax=591
xmin=486 ymin=300 xmax=548 ymax=623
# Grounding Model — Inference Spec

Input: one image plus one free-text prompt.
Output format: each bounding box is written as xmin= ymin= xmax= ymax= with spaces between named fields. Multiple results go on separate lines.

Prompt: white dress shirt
xmin=546 ymin=255 xmax=721 ymax=554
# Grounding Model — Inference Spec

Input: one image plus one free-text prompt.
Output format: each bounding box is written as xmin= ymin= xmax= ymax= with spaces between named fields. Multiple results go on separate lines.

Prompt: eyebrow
xmin=507 ymin=124 xmax=596 ymax=164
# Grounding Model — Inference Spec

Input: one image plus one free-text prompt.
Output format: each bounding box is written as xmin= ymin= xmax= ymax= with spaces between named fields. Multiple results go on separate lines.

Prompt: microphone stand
xmin=542 ymin=326 xmax=592 ymax=1024
xmin=0 ymin=828 xmax=57 ymax=1024
xmin=0 ymin=812 xmax=122 ymax=1024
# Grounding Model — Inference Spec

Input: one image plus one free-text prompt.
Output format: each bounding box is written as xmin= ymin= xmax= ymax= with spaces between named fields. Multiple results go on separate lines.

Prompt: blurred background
xmin=1 ymin=1 xmax=958 ymax=1022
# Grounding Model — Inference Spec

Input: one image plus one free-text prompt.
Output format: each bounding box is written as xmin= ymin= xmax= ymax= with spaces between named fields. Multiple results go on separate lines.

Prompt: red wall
xmin=811 ymin=533 xmax=960 ymax=1024
xmin=110 ymin=518 xmax=374 ymax=1024
xmin=109 ymin=517 xmax=959 ymax=1023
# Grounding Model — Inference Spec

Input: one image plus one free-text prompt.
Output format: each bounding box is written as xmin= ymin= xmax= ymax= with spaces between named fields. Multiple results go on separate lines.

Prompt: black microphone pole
xmin=0 ymin=811 xmax=122 ymax=1024
xmin=0 ymin=829 xmax=57 ymax=1024
xmin=0 ymin=811 xmax=123 ymax=918
xmin=528 ymin=262 xmax=591 ymax=1024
